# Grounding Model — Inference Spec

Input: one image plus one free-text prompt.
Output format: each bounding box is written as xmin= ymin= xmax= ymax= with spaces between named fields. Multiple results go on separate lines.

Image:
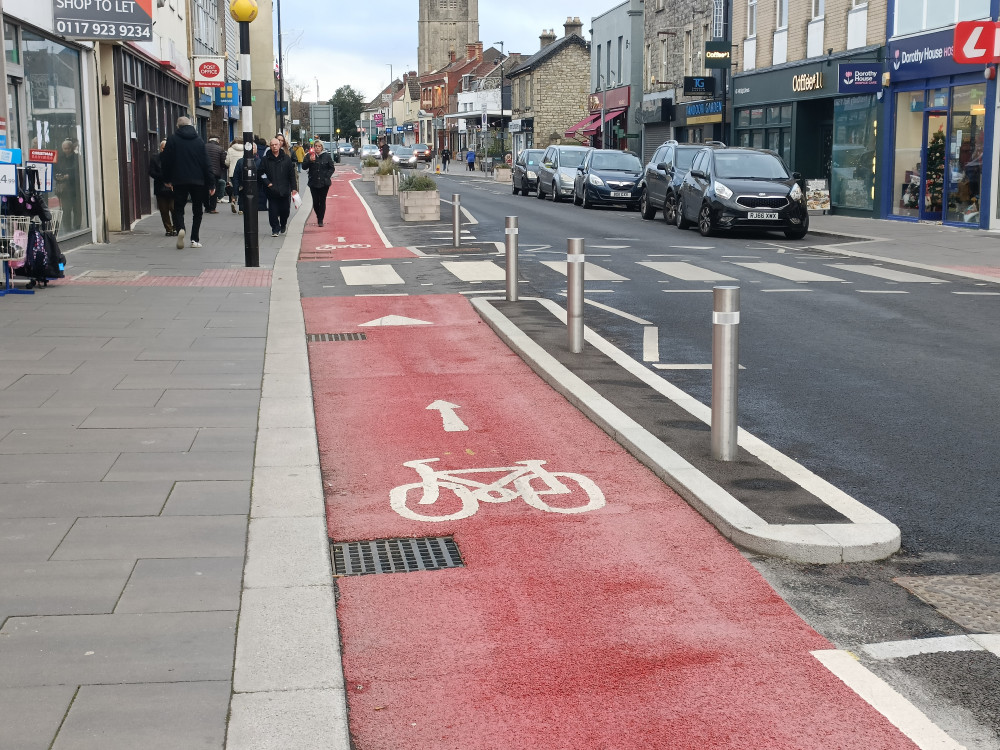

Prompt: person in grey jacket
xmin=260 ymin=137 xmax=299 ymax=236
xmin=302 ymin=140 xmax=335 ymax=227
xmin=161 ymin=116 xmax=215 ymax=249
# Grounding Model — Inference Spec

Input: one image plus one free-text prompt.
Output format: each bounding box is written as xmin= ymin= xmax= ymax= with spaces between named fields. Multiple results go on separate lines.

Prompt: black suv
xmin=640 ymin=140 xmax=723 ymax=224
xmin=675 ymin=146 xmax=809 ymax=239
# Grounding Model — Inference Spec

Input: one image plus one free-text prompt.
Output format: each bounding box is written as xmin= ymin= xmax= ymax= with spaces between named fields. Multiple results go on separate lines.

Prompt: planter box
xmin=399 ymin=189 xmax=441 ymax=222
xmin=361 ymin=166 xmax=377 ymax=182
xmin=375 ymin=173 xmax=397 ymax=195
xmin=494 ymin=167 xmax=512 ymax=183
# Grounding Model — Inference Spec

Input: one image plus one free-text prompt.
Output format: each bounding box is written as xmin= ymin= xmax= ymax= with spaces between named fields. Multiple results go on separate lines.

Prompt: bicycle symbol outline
xmin=389 ymin=458 xmax=605 ymax=522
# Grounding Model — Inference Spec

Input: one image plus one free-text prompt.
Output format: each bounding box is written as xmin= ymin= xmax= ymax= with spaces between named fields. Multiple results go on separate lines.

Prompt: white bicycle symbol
xmin=390 ymin=458 xmax=605 ymax=522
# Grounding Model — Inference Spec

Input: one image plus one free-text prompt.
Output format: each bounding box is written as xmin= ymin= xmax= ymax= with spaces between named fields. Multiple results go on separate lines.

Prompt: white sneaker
xmin=190 ymin=241 xmax=202 ymax=248
xmin=176 ymin=228 xmax=185 ymax=249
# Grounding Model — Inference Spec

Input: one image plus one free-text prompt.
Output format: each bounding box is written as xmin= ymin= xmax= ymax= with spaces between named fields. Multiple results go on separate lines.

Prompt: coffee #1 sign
xmin=54 ymin=0 xmax=153 ymax=40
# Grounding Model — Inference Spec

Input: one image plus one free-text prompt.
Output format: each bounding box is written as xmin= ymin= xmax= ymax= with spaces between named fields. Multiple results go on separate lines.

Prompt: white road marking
xmin=812 ymin=649 xmax=966 ymax=750
xmin=459 ymin=289 xmax=506 ymax=295
xmin=348 ymin=180 xmax=393 ymax=248
xmin=827 ymin=264 xmax=946 ymax=283
xmin=540 ymin=260 xmax=629 ymax=281
xmin=643 ymin=326 xmax=659 ymax=362
xmin=856 ymin=290 xmax=910 ymax=294
xmin=861 ymin=635 xmax=985 ymax=661
xmin=341 ymin=265 xmax=405 ymax=285
xmin=663 ymin=289 xmax=714 ymax=293
xmin=953 ymin=291 xmax=1000 ymax=295
xmin=441 ymin=261 xmax=506 ymax=281
xmin=639 ymin=261 xmax=736 ymax=281
xmin=653 ymin=363 xmax=746 ymax=370
xmin=591 ymin=245 xmax=630 ymax=249
xmin=722 ymin=255 xmax=761 ymax=258
xmin=426 ymin=400 xmax=468 ymax=432
xmin=761 ymin=289 xmax=814 ymax=293
xmin=358 ymin=315 xmax=431 ymax=326
xmin=733 ymin=262 xmax=843 ymax=282
xmin=669 ymin=245 xmax=714 ymax=250
xmin=581 ymin=299 xmax=652 ymax=325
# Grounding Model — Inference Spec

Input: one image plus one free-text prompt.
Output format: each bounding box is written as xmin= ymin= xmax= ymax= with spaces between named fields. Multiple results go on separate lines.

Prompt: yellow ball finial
xmin=229 ymin=0 xmax=258 ymax=23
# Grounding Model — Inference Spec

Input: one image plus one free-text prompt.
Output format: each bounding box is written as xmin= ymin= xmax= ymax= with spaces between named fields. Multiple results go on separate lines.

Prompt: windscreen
xmin=713 ymin=152 xmax=789 ymax=179
xmin=591 ymin=152 xmax=643 ymax=171
xmin=560 ymin=150 xmax=589 ymax=168
xmin=675 ymin=149 xmax=697 ymax=170
xmin=395 ymin=147 xmax=413 ymax=156
xmin=524 ymin=150 xmax=544 ymax=166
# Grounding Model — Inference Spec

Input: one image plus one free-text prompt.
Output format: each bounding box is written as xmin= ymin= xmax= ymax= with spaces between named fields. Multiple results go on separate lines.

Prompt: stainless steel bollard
xmin=711 ymin=285 xmax=740 ymax=461
xmin=505 ymin=216 xmax=519 ymax=301
xmin=452 ymin=193 xmax=461 ymax=248
xmin=567 ymin=238 xmax=585 ymax=353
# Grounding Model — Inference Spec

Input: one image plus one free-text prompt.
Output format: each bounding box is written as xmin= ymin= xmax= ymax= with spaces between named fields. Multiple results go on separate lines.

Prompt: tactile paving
xmin=895 ymin=573 xmax=1000 ymax=633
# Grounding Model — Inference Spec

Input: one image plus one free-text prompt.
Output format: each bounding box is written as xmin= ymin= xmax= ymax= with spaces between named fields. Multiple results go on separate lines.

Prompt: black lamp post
xmin=231 ymin=0 xmax=259 ymax=267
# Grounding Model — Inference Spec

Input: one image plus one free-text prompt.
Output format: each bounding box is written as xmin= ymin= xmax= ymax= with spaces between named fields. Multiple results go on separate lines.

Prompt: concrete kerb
xmin=226 ymin=189 xmax=351 ymax=749
xmin=471 ymin=296 xmax=901 ymax=565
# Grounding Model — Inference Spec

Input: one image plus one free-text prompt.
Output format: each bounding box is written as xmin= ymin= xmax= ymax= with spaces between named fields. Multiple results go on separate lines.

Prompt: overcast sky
xmin=273 ymin=0 xmax=620 ymax=102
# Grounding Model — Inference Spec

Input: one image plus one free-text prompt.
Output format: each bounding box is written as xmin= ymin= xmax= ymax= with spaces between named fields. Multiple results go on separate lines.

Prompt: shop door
xmin=921 ymin=112 xmax=947 ymax=221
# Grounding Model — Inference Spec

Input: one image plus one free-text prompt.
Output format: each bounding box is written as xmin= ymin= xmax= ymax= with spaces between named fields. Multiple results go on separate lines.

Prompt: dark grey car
xmin=639 ymin=141 xmax=715 ymax=224
xmin=512 ymin=149 xmax=544 ymax=195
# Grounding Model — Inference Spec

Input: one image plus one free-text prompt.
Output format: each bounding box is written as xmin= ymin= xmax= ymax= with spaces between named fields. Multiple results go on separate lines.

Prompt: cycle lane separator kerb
xmin=471 ymin=296 xmax=901 ymax=564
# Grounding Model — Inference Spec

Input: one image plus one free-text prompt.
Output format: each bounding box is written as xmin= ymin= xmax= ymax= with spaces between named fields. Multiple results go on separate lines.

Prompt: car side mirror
xmin=656 ymin=162 xmax=668 ymax=171
xmin=577 ymin=166 xmax=585 ymax=171
xmin=543 ymin=161 xmax=553 ymax=168
xmin=793 ymin=172 xmax=802 ymax=180
xmin=691 ymin=169 xmax=705 ymax=179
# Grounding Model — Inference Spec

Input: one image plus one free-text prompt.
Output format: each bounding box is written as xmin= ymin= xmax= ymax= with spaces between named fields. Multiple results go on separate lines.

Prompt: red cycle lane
xmin=300 ymin=171 xmax=417 ymax=262
xmin=304 ymin=293 xmax=915 ymax=749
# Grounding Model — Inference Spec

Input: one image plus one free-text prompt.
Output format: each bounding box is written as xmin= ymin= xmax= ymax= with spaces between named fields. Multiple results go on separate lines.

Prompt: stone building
xmin=418 ymin=0 xmax=480 ymax=75
xmin=506 ymin=20 xmax=591 ymax=156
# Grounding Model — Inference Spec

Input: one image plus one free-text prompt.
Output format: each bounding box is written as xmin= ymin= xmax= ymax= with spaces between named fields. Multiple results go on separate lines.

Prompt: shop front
xmin=732 ymin=48 xmax=884 ymax=217
xmin=584 ymin=86 xmax=629 ymax=150
xmin=883 ymin=28 xmax=994 ymax=228
xmin=509 ymin=117 xmax=534 ymax=161
xmin=672 ymin=98 xmax=724 ymax=145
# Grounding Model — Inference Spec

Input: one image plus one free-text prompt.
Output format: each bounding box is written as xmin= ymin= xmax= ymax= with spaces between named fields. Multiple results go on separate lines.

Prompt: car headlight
xmin=714 ymin=182 xmax=733 ymax=200
xmin=560 ymin=173 xmax=574 ymax=184
xmin=588 ymin=173 xmax=605 ymax=187
xmin=526 ymin=170 xmax=537 ymax=179
xmin=790 ymin=183 xmax=803 ymax=201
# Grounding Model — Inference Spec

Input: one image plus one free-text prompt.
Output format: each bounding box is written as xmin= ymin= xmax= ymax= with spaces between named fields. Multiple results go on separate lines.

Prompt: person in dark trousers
xmin=204 ymin=137 xmax=227 ymax=212
xmin=53 ymin=139 xmax=81 ymax=231
xmin=161 ymin=116 xmax=215 ymax=249
xmin=232 ymin=141 xmax=260 ymax=215
xmin=466 ymin=149 xmax=476 ymax=171
xmin=302 ymin=139 xmax=335 ymax=227
xmin=441 ymin=147 xmax=451 ymax=171
xmin=260 ymin=136 xmax=298 ymax=237
xmin=148 ymin=139 xmax=175 ymax=236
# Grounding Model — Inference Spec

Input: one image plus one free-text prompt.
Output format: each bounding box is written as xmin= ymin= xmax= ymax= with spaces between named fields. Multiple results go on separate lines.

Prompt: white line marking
xmin=461 ymin=205 xmax=478 ymax=225
xmin=653 ymin=363 xmax=746 ymax=370
xmin=827 ymin=264 xmax=947 ymax=283
xmin=591 ymin=245 xmax=630 ymax=249
xmin=761 ymin=289 xmax=814 ymax=293
xmin=540 ymin=260 xmax=629 ymax=281
xmin=733 ymin=262 xmax=844 ymax=282
xmin=358 ymin=314 xmax=430 ymax=325
xmin=441 ymin=260 xmax=506 ymax=281
xmin=861 ymin=635 xmax=984 ymax=661
xmin=722 ymin=255 xmax=761 ymax=258
xmin=812 ymin=649 xmax=966 ymax=750
xmin=639 ymin=261 xmax=737 ymax=281
xmin=341 ymin=265 xmax=405 ymax=285
xmin=354 ymin=294 xmax=409 ymax=297
xmin=581 ymin=299 xmax=652 ymax=325
xmin=643 ymin=326 xmax=659 ymax=362
xmin=952 ymin=291 xmax=1000 ymax=296
xmin=426 ymin=400 xmax=469 ymax=432
xmin=459 ymin=289 xmax=506 ymax=295
xmin=348 ymin=179 xmax=393 ymax=249
xmin=669 ymin=245 xmax=714 ymax=250
xmin=856 ymin=290 xmax=910 ymax=294
xmin=663 ymin=289 xmax=714 ymax=293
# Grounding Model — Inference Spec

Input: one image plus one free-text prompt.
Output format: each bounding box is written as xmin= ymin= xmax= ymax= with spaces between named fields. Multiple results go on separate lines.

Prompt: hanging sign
xmin=194 ymin=57 xmax=226 ymax=87
xmin=53 ymin=0 xmax=153 ymax=40
xmin=704 ymin=41 xmax=731 ymax=69
xmin=683 ymin=76 xmax=716 ymax=97
xmin=838 ymin=64 xmax=882 ymax=93
xmin=0 ymin=165 xmax=17 ymax=196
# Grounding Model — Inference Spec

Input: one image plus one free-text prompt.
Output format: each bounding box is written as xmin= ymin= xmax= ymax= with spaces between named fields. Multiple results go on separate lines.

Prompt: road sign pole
xmin=238 ymin=21 xmax=259 ymax=268
xmin=567 ymin=238 xmax=585 ymax=353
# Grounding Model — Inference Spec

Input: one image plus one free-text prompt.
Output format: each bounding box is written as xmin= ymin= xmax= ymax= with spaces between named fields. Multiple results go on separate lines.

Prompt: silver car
xmin=537 ymin=145 xmax=592 ymax=203
xmin=359 ymin=144 xmax=380 ymax=159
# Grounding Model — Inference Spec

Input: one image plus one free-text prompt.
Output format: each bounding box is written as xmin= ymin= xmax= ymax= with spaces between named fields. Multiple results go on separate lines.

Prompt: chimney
xmin=466 ymin=42 xmax=484 ymax=60
xmin=540 ymin=29 xmax=556 ymax=49
xmin=564 ymin=17 xmax=583 ymax=38
xmin=449 ymin=48 xmax=456 ymax=62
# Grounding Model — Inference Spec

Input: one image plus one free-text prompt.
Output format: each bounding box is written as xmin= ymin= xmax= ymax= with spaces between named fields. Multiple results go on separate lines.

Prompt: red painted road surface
xmin=299 ymin=171 xmax=417 ymax=261
xmin=303 ymin=293 xmax=916 ymax=749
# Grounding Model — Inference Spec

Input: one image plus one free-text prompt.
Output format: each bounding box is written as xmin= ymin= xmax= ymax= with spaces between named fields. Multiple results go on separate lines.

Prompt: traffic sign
xmin=953 ymin=20 xmax=999 ymax=64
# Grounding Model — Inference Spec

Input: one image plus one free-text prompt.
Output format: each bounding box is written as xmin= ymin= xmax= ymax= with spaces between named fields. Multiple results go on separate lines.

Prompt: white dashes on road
xmin=638 ymin=261 xmax=737 ymax=281
xmin=341 ymin=265 xmax=406 ymax=285
xmin=441 ymin=261 xmax=506 ymax=281
xmin=827 ymin=264 xmax=946 ymax=283
xmin=732 ymin=262 xmax=844 ymax=282
xmin=540 ymin=261 xmax=629 ymax=281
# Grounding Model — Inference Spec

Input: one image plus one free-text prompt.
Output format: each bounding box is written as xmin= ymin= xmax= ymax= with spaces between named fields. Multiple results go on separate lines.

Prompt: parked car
xmin=572 ymin=149 xmax=644 ymax=209
xmin=512 ymin=149 xmax=544 ymax=195
xmin=411 ymin=143 xmax=432 ymax=162
xmin=360 ymin=144 xmax=380 ymax=159
xmin=337 ymin=143 xmax=356 ymax=157
xmin=391 ymin=146 xmax=419 ymax=169
xmin=537 ymin=145 xmax=592 ymax=202
xmin=640 ymin=140 xmax=724 ymax=223
xmin=675 ymin=146 xmax=808 ymax=239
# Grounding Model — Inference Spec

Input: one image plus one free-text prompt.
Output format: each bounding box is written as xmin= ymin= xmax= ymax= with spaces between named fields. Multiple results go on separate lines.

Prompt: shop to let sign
xmin=53 ymin=0 xmax=153 ymax=40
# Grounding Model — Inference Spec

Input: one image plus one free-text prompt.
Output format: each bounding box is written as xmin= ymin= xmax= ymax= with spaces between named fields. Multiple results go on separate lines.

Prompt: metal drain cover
xmin=895 ymin=573 xmax=1000 ymax=633
xmin=332 ymin=536 xmax=463 ymax=576
xmin=307 ymin=332 xmax=367 ymax=342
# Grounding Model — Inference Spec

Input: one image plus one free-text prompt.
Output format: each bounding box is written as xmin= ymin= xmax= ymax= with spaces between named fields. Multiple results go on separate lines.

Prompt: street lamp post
xmin=276 ymin=0 xmax=285 ymax=133
xmin=385 ymin=63 xmax=393 ymax=145
xmin=493 ymin=41 xmax=504 ymax=161
xmin=231 ymin=0 xmax=259 ymax=267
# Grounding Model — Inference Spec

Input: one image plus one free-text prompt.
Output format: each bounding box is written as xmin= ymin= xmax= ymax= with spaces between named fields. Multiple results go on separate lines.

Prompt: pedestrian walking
xmin=148 ymin=139 xmax=175 ymax=236
xmin=293 ymin=142 xmax=305 ymax=171
xmin=232 ymin=142 xmax=260 ymax=215
xmin=260 ymin=137 xmax=298 ymax=237
xmin=225 ymin=138 xmax=243 ymax=213
xmin=302 ymin=139 xmax=335 ymax=227
xmin=161 ymin=116 xmax=214 ymax=249
xmin=441 ymin=147 xmax=451 ymax=171
xmin=205 ymin=136 xmax=227 ymax=213
xmin=466 ymin=149 xmax=476 ymax=171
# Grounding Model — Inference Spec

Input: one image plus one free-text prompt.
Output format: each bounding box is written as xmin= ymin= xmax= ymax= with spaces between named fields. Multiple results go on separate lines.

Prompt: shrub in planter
xmin=398 ymin=174 xmax=440 ymax=221
xmin=398 ymin=174 xmax=438 ymax=192
xmin=361 ymin=156 xmax=379 ymax=167
xmin=376 ymin=159 xmax=398 ymax=175
xmin=361 ymin=155 xmax=379 ymax=182
xmin=374 ymin=161 xmax=399 ymax=195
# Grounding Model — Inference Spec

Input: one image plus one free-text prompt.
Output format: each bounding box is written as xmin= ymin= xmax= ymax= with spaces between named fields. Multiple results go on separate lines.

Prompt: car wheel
xmin=537 ymin=183 xmax=546 ymax=199
xmin=552 ymin=186 xmax=561 ymax=203
xmin=639 ymin=190 xmax=656 ymax=219
xmin=663 ymin=193 xmax=677 ymax=225
xmin=581 ymin=190 xmax=591 ymax=209
xmin=784 ymin=225 xmax=809 ymax=240
xmin=698 ymin=204 xmax=714 ymax=237
xmin=573 ymin=188 xmax=582 ymax=206
xmin=675 ymin=196 xmax=692 ymax=230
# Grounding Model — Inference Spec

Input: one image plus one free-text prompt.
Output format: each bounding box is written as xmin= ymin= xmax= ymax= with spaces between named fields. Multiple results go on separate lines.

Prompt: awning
xmin=579 ymin=108 xmax=627 ymax=136
xmin=564 ymin=112 xmax=602 ymax=138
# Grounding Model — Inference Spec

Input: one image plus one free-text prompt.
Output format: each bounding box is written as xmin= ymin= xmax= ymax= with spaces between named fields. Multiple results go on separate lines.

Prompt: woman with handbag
xmin=260 ymin=137 xmax=298 ymax=236
xmin=302 ymin=139 xmax=335 ymax=227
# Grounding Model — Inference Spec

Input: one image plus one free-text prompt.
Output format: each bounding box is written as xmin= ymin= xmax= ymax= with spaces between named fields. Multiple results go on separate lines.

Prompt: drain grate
xmin=307 ymin=332 xmax=367 ymax=342
xmin=895 ymin=573 xmax=1000 ymax=633
xmin=331 ymin=536 xmax=463 ymax=576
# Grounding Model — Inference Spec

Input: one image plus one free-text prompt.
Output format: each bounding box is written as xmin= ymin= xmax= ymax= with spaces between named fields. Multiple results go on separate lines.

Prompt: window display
xmin=946 ymin=84 xmax=985 ymax=224
xmin=831 ymin=95 xmax=876 ymax=210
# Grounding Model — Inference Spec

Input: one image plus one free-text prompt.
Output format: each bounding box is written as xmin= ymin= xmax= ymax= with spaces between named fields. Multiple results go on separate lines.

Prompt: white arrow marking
xmin=358 ymin=315 xmax=433 ymax=327
xmin=964 ymin=25 xmax=987 ymax=60
xmin=426 ymin=400 xmax=468 ymax=431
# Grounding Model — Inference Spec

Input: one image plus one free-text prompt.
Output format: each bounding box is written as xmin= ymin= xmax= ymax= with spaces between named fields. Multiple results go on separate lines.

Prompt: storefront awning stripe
xmin=564 ymin=112 xmax=602 ymax=137
xmin=579 ymin=108 xmax=627 ymax=136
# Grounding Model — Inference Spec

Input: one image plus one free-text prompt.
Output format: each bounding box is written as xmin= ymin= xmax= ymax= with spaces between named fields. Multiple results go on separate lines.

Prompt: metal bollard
xmin=711 ymin=285 xmax=740 ymax=461
xmin=452 ymin=193 xmax=461 ymax=248
xmin=567 ymin=238 xmax=585 ymax=353
xmin=505 ymin=216 xmax=519 ymax=301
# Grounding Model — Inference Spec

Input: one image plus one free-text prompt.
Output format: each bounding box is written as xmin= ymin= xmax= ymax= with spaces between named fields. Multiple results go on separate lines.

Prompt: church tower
xmin=418 ymin=0 xmax=480 ymax=74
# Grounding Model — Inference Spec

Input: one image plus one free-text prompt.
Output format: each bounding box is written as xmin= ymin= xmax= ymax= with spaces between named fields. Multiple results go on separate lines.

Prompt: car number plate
xmin=748 ymin=211 xmax=779 ymax=220
xmin=611 ymin=191 xmax=632 ymax=198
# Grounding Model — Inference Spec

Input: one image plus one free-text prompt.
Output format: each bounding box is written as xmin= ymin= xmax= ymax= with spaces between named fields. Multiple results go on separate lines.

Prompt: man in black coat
xmin=204 ymin=136 xmax=227 ymax=213
xmin=161 ymin=116 xmax=215 ymax=249
xmin=260 ymin=137 xmax=298 ymax=236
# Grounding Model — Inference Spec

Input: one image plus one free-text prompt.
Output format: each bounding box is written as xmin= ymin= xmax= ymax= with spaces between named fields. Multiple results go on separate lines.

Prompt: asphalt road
xmin=337 ymin=158 xmax=1000 ymax=746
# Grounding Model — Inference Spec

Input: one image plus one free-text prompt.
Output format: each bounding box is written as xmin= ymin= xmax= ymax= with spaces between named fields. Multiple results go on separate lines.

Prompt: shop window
xmin=894 ymin=0 xmax=989 ymax=36
xmin=776 ymin=0 xmax=788 ymax=29
xmin=748 ymin=0 xmax=757 ymax=37
xmin=22 ymin=31 xmax=87 ymax=236
xmin=749 ymin=107 xmax=764 ymax=126
xmin=812 ymin=0 xmax=824 ymax=18
xmin=766 ymin=106 xmax=781 ymax=123
xmin=738 ymin=131 xmax=751 ymax=147
xmin=947 ymin=84 xmax=985 ymax=224
xmin=892 ymin=91 xmax=923 ymax=218
xmin=832 ymin=94 xmax=877 ymax=211
xmin=6 ymin=82 xmax=19 ymax=149
xmin=4 ymin=22 xmax=18 ymax=65
xmin=736 ymin=108 xmax=750 ymax=127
